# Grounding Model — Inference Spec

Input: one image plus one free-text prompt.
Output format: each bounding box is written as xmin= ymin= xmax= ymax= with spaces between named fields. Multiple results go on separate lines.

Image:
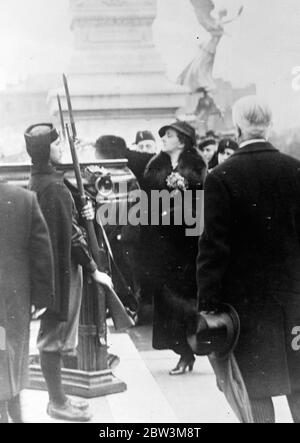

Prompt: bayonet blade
xmin=57 ymin=94 xmax=66 ymax=140
xmin=63 ymin=73 xmax=77 ymax=140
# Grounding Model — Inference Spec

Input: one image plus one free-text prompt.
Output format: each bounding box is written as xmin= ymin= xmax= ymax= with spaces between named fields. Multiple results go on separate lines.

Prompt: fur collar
xmin=144 ymin=148 xmax=206 ymax=190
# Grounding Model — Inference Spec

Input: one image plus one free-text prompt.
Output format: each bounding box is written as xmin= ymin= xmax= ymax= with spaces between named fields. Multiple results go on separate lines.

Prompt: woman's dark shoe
xmin=169 ymin=355 xmax=195 ymax=375
xmin=107 ymin=353 xmax=120 ymax=370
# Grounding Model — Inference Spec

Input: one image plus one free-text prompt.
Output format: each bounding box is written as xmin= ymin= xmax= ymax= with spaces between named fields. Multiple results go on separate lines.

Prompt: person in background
xmin=0 ymin=170 xmax=54 ymax=423
xmin=216 ymin=138 xmax=238 ymax=166
xmin=144 ymin=121 xmax=206 ymax=375
xmin=197 ymin=138 xmax=218 ymax=169
xmin=25 ymin=123 xmax=113 ymax=422
xmin=196 ymin=95 xmax=300 ymax=423
xmin=133 ymin=130 xmax=157 ymax=154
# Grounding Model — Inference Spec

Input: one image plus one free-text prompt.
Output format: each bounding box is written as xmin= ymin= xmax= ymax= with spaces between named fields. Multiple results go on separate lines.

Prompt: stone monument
xmin=49 ymin=0 xmax=188 ymax=144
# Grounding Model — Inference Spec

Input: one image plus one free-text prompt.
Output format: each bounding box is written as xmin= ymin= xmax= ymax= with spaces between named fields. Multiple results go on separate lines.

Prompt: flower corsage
xmin=166 ymin=171 xmax=188 ymax=196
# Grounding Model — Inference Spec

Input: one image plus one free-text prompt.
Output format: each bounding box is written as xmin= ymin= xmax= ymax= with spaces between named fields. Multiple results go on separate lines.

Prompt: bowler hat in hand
xmin=187 ymin=304 xmax=240 ymax=359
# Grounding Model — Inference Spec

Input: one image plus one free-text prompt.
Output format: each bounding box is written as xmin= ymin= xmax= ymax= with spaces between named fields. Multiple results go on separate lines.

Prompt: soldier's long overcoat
xmin=29 ymin=164 xmax=73 ymax=321
xmin=0 ymin=183 xmax=53 ymax=400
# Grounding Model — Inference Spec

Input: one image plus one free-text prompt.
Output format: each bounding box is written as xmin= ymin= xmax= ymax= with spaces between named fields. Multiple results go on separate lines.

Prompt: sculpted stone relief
xmin=97 ymin=0 xmax=126 ymax=6
xmin=71 ymin=0 xmax=156 ymax=45
xmin=72 ymin=0 xmax=154 ymax=9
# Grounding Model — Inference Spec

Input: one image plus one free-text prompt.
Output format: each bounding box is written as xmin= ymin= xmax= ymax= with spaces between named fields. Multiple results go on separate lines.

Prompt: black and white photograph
xmin=1 ymin=0 xmax=300 ymax=425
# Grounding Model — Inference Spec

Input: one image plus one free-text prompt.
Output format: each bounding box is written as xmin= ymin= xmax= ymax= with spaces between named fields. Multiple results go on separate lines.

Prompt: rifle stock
xmin=106 ymin=288 xmax=135 ymax=331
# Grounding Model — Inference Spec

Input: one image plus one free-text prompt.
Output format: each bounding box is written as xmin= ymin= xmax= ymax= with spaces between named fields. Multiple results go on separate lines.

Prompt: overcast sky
xmin=0 ymin=0 xmax=300 ymax=130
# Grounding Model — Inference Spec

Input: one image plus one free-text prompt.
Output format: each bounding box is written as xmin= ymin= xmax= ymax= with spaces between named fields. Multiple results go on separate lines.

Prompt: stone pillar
xmin=49 ymin=0 xmax=188 ymax=143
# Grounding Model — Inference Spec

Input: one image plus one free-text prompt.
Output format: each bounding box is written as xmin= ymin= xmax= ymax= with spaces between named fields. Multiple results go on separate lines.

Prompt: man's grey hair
xmin=232 ymin=95 xmax=273 ymax=139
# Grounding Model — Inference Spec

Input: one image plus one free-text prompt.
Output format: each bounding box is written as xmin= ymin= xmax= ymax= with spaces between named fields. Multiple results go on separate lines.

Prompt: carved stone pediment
xmin=73 ymin=0 xmax=126 ymax=6
xmin=99 ymin=0 xmax=126 ymax=5
xmin=72 ymin=0 xmax=155 ymax=10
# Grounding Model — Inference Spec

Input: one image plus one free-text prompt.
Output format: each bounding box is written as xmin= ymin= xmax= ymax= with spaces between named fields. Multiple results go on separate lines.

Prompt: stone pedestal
xmin=29 ymin=261 xmax=127 ymax=398
xmin=48 ymin=0 xmax=188 ymax=144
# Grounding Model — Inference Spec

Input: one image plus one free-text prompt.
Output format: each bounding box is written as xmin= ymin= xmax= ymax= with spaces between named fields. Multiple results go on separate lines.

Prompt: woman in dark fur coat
xmin=143 ymin=121 xmax=207 ymax=375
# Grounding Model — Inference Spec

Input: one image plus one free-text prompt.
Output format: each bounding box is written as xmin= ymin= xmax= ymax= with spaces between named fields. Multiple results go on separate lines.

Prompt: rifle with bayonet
xmin=63 ymin=74 xmax=134 ymax=335
xmin=57 ymin=94 xmax=66 ymax=141
xmin=61 ymin=78 xmax=137 ymax=314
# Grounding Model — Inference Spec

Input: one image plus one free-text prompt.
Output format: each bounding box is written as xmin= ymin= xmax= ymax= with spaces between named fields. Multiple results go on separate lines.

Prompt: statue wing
xmin=190 ymin=0 xmax=221 ymax=34
xmin=222 ymin=5 xmax=244 ymax=25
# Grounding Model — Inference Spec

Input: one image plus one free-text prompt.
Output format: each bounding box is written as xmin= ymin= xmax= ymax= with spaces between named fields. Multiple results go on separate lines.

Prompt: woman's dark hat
xmin=187 ymin=304 xmax=240 ymax=359
xmin=158 ymin=121 xmax=196 ymax=145
xmin=24 ymin=123 xmax=59 ymax=163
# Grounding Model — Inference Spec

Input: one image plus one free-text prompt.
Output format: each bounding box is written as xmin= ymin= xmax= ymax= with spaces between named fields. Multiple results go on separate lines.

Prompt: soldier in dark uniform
xmin=0 ymin=172 xmax=54 ymax=423
xmin=25 ymin=124 xmax=113 ymax=422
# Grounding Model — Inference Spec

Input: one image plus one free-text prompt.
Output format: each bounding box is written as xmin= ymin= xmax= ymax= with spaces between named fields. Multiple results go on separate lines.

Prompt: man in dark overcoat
xmin=0 ymin=177 xmax=54 ymax=422
xmin=24 ymin=124 xmax=113 ymax=422
xmin=196 ymin=95 xmax=300 ymax=423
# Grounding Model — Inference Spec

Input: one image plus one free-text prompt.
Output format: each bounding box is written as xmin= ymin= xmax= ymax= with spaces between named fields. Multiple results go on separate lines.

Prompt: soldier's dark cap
xmin=134 ymin=130 xmax=155 ymax=145
xmin=158 ymin=121 xmax=196 ymax=145
xmin=24 ymin=123 xmax=59 ymax=162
